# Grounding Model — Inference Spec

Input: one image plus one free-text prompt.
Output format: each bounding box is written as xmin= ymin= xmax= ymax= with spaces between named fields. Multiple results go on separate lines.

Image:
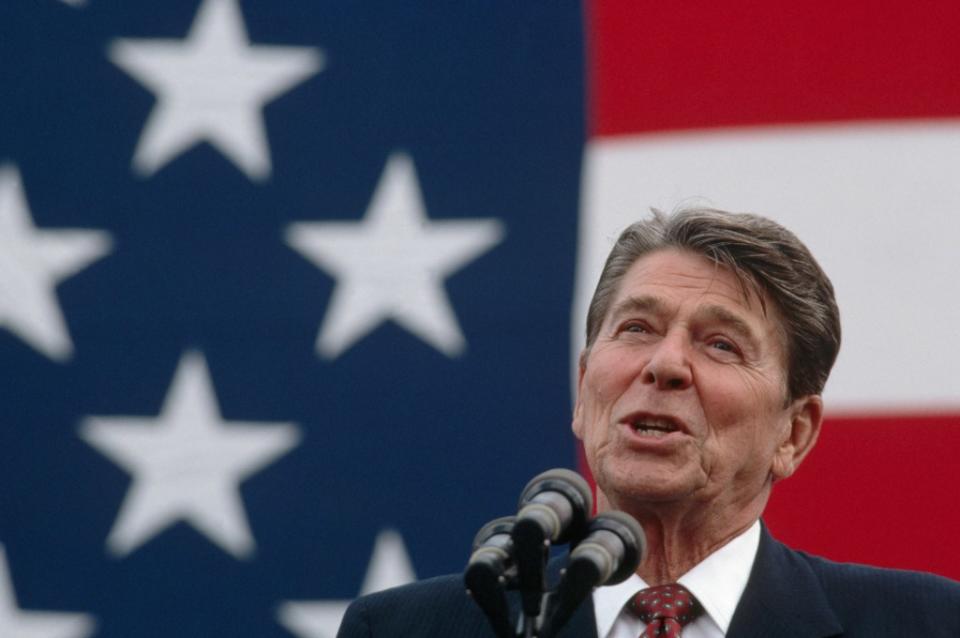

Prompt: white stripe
xmin=577 ymin=120 xmax=960 ymax=411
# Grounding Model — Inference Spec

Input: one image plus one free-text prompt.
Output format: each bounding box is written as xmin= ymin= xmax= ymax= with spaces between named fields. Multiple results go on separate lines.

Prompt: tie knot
xmin=630 ymin=583 xmax=702 ymax=627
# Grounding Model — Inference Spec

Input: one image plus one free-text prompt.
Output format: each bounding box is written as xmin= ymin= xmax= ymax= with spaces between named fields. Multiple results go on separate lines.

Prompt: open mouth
xmin=627 ymin=415 xmax=682 ymax=438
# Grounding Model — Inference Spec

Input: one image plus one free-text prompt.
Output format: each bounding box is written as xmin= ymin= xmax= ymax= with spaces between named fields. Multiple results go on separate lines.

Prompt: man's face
xmin=573 ymin=248 xmax=815 ymax=516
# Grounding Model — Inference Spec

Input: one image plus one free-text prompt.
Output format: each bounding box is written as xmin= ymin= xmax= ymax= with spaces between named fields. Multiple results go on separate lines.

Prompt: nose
xmin=641 ymin=332 xmax=693 ymax=391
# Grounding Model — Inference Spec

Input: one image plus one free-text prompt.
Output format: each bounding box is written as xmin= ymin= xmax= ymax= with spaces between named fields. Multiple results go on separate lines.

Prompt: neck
xmin=596 ymin=489 xmax=768 ymax=585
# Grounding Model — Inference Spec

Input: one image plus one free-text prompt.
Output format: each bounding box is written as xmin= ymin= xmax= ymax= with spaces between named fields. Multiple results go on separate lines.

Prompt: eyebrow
xmin=696 ymin=304 xmax=760 ymax=345
xmin=607 ymin=295 xmax=665 ymax=324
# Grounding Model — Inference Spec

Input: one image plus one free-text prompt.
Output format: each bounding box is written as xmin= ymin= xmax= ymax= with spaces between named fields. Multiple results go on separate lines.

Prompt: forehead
xmin=610 ymin=248 xmax=783 ymax=337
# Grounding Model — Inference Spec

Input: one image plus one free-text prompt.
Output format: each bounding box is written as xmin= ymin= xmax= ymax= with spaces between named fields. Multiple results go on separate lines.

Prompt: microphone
xmin=514 ymin=468 xmax=593 ymax=545
xmin=539 ymin=511 xmax=646 ymax=638
xmin=464 ymin=517 xmax=516 ymax=638
xmin=511 ymin=469 xmax=593 ymax=620
xmin=567 ymin=510 xmax=645 ymax=586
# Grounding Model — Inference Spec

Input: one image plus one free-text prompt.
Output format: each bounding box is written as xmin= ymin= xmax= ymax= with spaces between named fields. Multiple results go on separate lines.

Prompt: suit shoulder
xmin=798 ymin=549 xmax=960 ymax=593
xmin=350 ymin=573 xmax=473 ymax=612
xmin=796 ymin=549 xmax=960 ymax=621
xmin=338 ymin=574 xmax=495 ymax=638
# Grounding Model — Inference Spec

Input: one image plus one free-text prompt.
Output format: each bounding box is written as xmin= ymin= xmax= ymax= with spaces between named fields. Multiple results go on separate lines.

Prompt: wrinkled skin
xmin=573 ymin=249 xmax=822 ymax=583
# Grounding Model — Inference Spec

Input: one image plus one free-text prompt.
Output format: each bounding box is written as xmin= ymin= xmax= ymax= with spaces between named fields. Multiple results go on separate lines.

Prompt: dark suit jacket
xmin=337 ymin=526 xmax=960 ymax=637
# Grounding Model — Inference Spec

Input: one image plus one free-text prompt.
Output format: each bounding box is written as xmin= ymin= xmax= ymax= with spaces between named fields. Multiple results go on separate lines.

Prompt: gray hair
xmin=584 ymin=208 xmax=841 ymax=401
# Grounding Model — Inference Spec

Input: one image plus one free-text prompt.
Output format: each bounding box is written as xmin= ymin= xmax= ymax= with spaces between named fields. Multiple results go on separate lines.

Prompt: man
xmin=338 ymin=208 xmax=960 ymax=637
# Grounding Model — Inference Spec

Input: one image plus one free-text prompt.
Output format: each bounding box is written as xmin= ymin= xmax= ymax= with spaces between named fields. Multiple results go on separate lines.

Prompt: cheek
xmin=700 ymin=380 xmax=781 ymax=450
xmin=701 ymin=392 xmax=790 ymax=478
xmin=578 ymin=378 xmax=606 ymax=441
xmin=577 ymin=365 xmax=624 ymax=445
xmin=707 ymin=366 xmax=785 ymax=418
xmin=587 ymin=349 xmax=638 ymax=395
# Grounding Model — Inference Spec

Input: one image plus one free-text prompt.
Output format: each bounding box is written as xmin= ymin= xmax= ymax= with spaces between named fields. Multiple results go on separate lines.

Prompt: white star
xmin=0 ymin=545 xmax=95 ymax=638
xmin=109 ymin=0 xmax=324 ymax=181
xmin=0 ymin=165 xmax=112 ymax=362
xmin=286 ymin=153 xmax=505 ymax=358
xmin=276 ymin=529 xmax=416 ymax=638
xmin=79 ymin=351 xmax=301 ymax=559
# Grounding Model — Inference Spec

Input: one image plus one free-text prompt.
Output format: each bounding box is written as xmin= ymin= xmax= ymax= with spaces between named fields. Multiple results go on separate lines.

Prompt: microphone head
xmin=471 ymin=516 xmax=516 ymax=552
xmin=584 ymin=510 xmax=646 ymax=585
xmin=517 ymin=468 xmax=593 ymax=544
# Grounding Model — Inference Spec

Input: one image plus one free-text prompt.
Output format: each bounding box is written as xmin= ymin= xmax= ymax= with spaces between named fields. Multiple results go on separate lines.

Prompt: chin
xmin=598 ymin=465 xmax=699 ymax=508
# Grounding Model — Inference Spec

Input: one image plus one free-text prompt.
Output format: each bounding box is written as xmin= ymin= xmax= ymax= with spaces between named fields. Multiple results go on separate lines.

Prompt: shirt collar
xmin=592 ymin=519 xmax=761 ymax=637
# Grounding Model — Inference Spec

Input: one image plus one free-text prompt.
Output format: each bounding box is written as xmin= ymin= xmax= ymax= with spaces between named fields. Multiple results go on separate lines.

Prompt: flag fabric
xmin=583 ymin=0 xmax=960 ymax=579
xmin=2 ymin=2 xmax=959 ymax=638
xmin=0 ymin=2 xmax=583 ymax=636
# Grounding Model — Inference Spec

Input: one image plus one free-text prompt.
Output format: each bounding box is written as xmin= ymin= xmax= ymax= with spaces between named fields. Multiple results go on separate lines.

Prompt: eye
xmin=620 ymin=321 xmax=650 ymax=334
xmin=706 ymin=337 xmax=741 ymax=357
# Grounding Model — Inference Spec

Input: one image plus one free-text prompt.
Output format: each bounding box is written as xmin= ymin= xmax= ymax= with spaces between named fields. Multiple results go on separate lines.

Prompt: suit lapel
xmin=727 ymin=524 xmax=842 ymax=638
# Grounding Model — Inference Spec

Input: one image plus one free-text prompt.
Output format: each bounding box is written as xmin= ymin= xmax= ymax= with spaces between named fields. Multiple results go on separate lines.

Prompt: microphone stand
xmin=466 ymin=469 xmax=624 ymax=638
xmin=512 ymin=516 xmax=549 ymax=638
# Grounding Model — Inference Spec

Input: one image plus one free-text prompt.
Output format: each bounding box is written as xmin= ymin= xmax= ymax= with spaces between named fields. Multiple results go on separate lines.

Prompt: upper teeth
xmin=633 ymin=418 xmax=676 ymax=432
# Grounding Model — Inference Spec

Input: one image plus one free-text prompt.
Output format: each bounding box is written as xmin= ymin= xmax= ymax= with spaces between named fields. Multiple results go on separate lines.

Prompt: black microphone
xmin=514 ymin=468 xmax=593 ymax=546
xmin=464 ymin=517 xmax=516 ymax=638
xmin=539 ymin=511 xmax=646 ymax=638
xmin=567 ymin=510 xmax=645 ymax=585
xmin=511 ymin=469 xmax=593 ymax=620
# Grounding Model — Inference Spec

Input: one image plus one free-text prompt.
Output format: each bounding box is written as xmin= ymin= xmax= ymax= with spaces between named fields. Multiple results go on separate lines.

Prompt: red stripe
xmin=588 ymin=1 xmax=960 ymax=137
xmin=765 ymin=413 xmax=960 ymax=579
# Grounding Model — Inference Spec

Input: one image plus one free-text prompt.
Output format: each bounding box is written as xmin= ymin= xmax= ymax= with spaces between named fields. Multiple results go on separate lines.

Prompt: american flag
xmin=583 ymin=0 xmax=960 ymax=581
xmin=0 ymin=1 xmax=957 ymax=637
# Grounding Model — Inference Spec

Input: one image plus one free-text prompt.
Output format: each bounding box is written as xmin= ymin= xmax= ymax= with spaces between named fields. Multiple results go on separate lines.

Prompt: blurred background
xmin=0 ymin=1 xmax=958 ymax=636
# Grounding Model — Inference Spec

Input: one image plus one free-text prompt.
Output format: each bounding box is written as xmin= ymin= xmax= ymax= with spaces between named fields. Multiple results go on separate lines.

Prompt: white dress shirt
xmin=592 ymin=520 xmax=761 ymax=638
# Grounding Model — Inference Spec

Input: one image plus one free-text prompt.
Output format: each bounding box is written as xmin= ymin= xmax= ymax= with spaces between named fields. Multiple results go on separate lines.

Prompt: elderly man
xmin=338 ymin=208 xmax=960 ymax=637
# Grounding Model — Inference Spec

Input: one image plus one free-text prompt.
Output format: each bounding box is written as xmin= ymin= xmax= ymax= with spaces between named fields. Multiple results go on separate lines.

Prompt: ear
xmin=770 ymin=394 xmax=823 ymax=481
xmin=571 ymin=349 xmax=588 ymax=440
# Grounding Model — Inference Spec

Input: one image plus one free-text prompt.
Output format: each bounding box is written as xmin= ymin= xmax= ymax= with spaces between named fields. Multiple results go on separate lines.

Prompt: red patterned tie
xmin=629 ymin=583 xmax=702 ymax=637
